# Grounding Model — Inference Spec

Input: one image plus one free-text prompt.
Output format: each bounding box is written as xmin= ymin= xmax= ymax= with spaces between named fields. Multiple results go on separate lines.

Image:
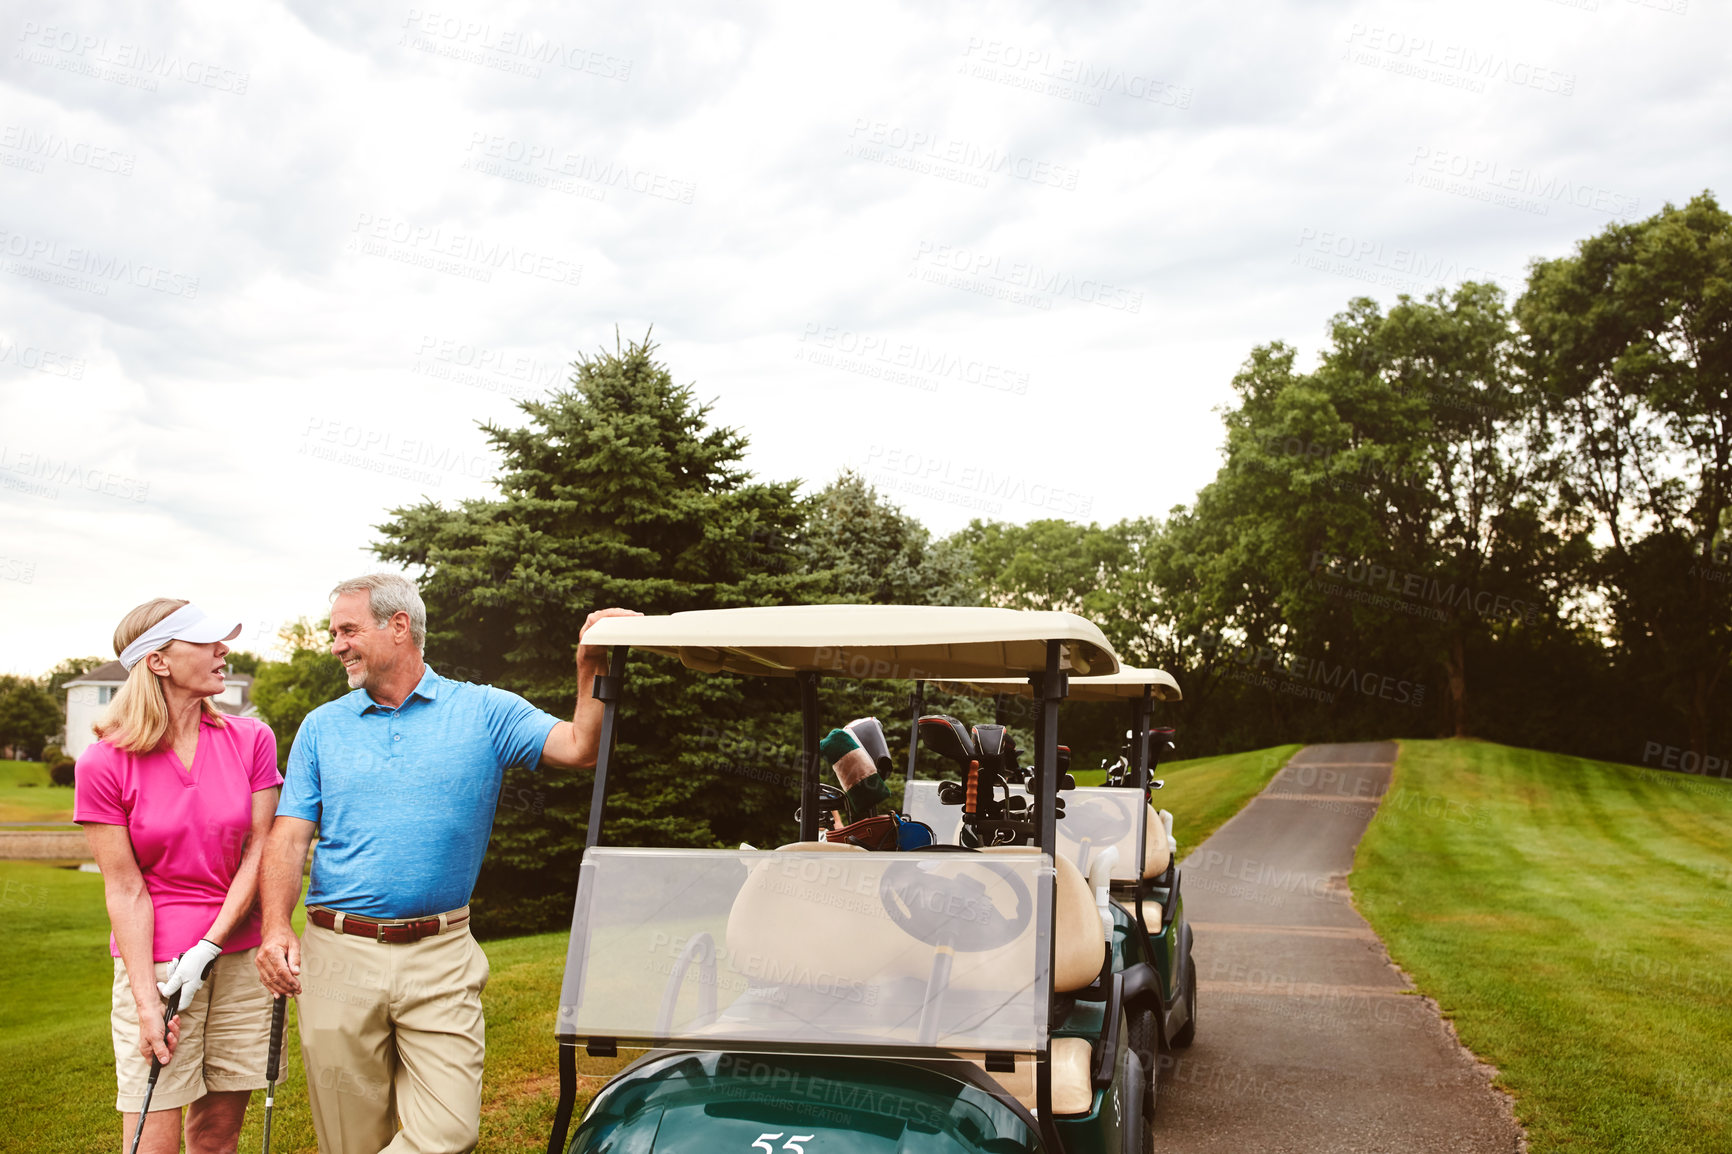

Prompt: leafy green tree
xmin=43 ymin=656 xmax=106 ymax=698
xmin=795 ymin=470 xmax=981 ymax=751
xmin=798 ymin=469 xmax=977 ymax=607
xmin=225 ymin=651 xmax=262 ymax=676
xmin=251 ymin=620 xmax=349 ymax=770
xmin=941 ymin=517 xmax=1182 ymax=765
xmin=0 ymin=675 xmax=62 ymax=758
xmin=374 ymin=333 xmax=819 ymax=934
xmin=951 ymin=519 xmax=1122 ymax=614
xmin=1318 ymin=286 xmax=1561 ymax=736
xmin=947 ymin=516 xmax=1184 ymax=665
xmin=1517 ymin=192 xmax=1732 ymax=760
xmin=1192 ymin=287 xmax=1568 ymax=739
xmin=1139 ymin=489 xmax=1293 ymax=751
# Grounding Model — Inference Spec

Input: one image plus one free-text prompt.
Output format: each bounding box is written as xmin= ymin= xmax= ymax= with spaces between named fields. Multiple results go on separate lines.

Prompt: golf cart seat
xmin=1073 ymin=801 xmax=1172 ymax=935
xmin=1128 ymin=807 xmax=1176 ymax=933
xmin=726 ymin=844 xmax=1104 ymax=995
xmin=1139 ymin=806 xmax=1172 ymax=877
xmin=977 ymin=847 xmax=1105 ymax=993
xmin=970 ymin=1037 xmax=1097 ymax=1117
xmin=756 ymin=842 xmax=1107 ymax=990
xmin=1058 ymin=790 xmax=1170 ymax=883
xmin=972 ymin=847 xmax=1104 ymax=1116
xmin=1073 ymin=802 xmax=1171 ymax=881
xmin=724 ymin=844 xmax=1054 ymax=1005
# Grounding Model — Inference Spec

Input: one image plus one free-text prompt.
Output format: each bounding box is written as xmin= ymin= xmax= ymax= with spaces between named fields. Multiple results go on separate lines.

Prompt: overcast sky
xmin=2 ymin=0 xmax=1726 ymax=675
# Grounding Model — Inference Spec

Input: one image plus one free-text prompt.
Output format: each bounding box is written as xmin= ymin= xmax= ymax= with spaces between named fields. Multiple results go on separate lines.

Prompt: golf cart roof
xmin=936 ymin=665 xmax=1182 ymax=702
xmin=580 ymin=604 xmax=1120 ymax=680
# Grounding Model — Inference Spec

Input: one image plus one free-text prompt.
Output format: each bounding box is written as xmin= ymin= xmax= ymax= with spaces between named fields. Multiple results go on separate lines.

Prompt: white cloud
xmin=1 ymin=0 xmax=1728 ymax=672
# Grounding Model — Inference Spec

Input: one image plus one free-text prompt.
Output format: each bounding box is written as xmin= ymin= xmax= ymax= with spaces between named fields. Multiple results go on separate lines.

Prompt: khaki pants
xmin=111 ymin=949 xmax=274 ymax=1111
xmin=296 ymin=921 xmax=489 ymax=1154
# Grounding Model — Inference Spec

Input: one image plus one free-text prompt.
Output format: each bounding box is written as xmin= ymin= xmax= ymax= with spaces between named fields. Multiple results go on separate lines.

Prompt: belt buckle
xmin=376 ymin=921 xmax=390 ymax=944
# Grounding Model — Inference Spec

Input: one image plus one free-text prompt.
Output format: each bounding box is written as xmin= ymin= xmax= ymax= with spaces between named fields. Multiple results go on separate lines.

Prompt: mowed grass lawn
xmin=0 ymin=862 xmax=613 ymax=1153
xmin=0 ymin=759 xmax=76 ymax=824
xmin=0 ymin=743 xmax=1300 ymax=1152
xmin=1355 ymin=740 xmax=1732 ymax=1154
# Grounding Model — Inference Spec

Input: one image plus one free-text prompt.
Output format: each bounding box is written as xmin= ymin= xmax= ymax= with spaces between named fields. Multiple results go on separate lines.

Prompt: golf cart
xmin=912 ymin=668 xmax=1195 ymax=1119
xmin=546 ymin=604 xmax=1157 ymax=1154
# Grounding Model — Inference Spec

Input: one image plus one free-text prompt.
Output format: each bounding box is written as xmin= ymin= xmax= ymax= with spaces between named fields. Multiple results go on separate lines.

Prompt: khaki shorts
xmin=111 ymin=948 xmax=277 ymax=1112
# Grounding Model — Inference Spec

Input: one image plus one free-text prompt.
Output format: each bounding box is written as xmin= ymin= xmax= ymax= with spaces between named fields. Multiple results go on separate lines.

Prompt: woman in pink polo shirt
xmin=74 ymin=598 xmax=282 ymax=1154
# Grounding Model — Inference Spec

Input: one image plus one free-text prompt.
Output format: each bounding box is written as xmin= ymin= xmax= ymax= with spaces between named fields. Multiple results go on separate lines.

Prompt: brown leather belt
xmin=308 ymin=905 xmax=469 ymax=944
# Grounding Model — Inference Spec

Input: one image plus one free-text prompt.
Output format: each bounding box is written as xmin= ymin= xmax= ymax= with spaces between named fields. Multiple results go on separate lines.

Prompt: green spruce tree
xmin=374 ymin=333 xmax=817 ymax=934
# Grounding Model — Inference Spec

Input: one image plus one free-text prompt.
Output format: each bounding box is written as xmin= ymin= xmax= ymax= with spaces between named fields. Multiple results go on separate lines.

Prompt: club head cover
xmin=845 ymin=717 xmax=895 ymax=776
xmin=917 ymin=715 xmax=978 ymax=765
xmin=972 ymin=724 xmax=1007 ymax=761
xmin=820 ymin=728 xmax=890 ymax=820
xmin=820 ymin=728 xmax=874 ymax=789
xmin=894 ymin=815 xmax=935 ymax=850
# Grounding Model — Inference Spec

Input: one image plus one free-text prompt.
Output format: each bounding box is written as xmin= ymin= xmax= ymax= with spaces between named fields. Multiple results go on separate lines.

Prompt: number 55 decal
xmin=752 ymin=1134 xmax=816 ymax=1154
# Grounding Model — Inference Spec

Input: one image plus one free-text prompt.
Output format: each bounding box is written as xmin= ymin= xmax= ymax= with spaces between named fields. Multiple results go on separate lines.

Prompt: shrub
xmin=48 ymin=756 xmax=75 ymax=787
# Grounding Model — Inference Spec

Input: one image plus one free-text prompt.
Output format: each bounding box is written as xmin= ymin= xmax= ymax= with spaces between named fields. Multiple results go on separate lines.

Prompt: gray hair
xmin=330 ymin=573 xmax=427 ymax=651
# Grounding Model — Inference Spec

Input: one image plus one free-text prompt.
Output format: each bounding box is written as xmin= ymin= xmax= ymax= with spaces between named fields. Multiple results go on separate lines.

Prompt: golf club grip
xmin=265 ymin=995 xmax=287 ymax=1082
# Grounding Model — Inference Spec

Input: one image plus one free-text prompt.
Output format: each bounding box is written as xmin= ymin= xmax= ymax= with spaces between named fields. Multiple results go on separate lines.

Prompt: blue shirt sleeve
xmin=278 ymin=710 xmax=324 ymax=822
xmin=482 ymin=686 xmax=564 ymax=771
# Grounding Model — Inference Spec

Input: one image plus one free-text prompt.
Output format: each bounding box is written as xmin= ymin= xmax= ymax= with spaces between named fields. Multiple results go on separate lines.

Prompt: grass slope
xmin=1355 ymin=740 xmax=1732 ymax=1154
xmin=0 ymin=743 xmax=1300 ymax=1150
xmin=1158 ymin=743 xmax=1301 ymax=855
xmin=0 ymin=759 xmax=75 ymax=823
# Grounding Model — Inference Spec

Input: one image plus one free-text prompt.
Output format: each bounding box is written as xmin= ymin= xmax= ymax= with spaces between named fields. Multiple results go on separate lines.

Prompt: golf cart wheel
xmin=1127 ymin=1008 xmax=1159 ymax=1121
xmin=1170 ymin=964 xmax=1197 ymax=1049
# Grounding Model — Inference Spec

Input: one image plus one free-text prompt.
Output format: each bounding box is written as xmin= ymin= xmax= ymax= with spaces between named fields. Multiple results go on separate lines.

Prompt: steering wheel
xmin=877 ymin=857 xmax=1033 ymax=952
xmin=878 ymin=857 xmax=1034 ymax=1044
xmin=794 ymin=782 xmax=847 ymax=827
xmin=1062 ymin=793 xmax=1137 ymax=848
xmin=1056 ymin=792 xmax=1141 ymax=877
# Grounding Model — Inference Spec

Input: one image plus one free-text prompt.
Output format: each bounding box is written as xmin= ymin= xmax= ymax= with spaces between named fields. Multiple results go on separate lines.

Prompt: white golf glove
xmin=158 ymin=938 xmax=223 ymax=1014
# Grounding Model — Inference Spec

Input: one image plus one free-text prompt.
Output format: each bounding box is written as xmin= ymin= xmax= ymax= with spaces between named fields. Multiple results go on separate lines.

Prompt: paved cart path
xmin=1148 ymin=743 xmax=1522 ymax=1154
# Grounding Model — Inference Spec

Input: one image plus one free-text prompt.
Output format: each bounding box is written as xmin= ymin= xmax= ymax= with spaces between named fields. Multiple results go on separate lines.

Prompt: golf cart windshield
xmin=904 ymin=783 xmax=1151 ymax=882
xmin=558 ymin=847 xmax=1054 ymax=1058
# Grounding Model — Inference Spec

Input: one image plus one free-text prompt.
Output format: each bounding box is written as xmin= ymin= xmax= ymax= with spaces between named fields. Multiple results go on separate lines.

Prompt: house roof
xmin=63 ymin=660 xmax=126 ymax=686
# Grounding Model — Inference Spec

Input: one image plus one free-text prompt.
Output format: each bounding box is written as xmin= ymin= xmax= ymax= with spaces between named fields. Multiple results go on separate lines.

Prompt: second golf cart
xmin=545 ymin=605 xmax=1164 ymax=1154
xmin=913 ymin=666 xmax=1197 ymax=1120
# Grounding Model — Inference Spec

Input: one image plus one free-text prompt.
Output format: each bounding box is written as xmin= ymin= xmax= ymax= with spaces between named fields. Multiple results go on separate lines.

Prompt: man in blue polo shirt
xmin=255 ymin=573 xmax=635 ymax=1154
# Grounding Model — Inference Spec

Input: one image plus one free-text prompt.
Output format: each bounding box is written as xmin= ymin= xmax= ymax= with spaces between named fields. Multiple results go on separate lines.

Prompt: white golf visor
xmin=118 ymin=604 xmax=244 ymax=670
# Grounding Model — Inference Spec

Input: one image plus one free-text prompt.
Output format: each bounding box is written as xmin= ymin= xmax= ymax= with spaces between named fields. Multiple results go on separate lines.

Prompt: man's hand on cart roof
xmin=577 ymin=607 xmax=642 ymax=673
xmin=541 ymin=607 xmax=641 ymax=769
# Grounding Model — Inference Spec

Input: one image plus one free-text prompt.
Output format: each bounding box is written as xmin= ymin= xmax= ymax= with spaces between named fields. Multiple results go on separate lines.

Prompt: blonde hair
xmin=94 ymin=598 xmax=227 ymax=753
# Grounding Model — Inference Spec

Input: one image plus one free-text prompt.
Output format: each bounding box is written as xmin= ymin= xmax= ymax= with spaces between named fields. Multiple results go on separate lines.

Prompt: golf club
xmin=127 ymin=1001 xmax=177 ymax=1154
xmin=844 ymin=716 xmax=895 ymax=775
xmin=262 ymin=994 xmax=286 ymax=1154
